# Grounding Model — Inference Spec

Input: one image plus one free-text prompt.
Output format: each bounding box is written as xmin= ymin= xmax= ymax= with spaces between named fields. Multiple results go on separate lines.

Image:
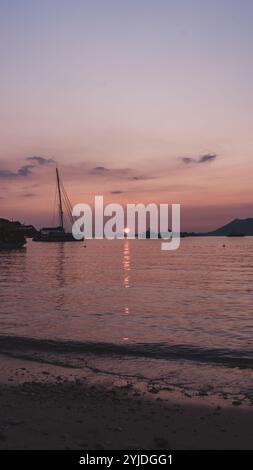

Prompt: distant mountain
xmin=206 ymin=218 xmax=253 ymax=236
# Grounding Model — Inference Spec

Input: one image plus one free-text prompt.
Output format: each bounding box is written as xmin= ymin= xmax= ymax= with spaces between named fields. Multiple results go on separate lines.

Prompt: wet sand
xmin=0 ymin=356 xmax=252 ymax=450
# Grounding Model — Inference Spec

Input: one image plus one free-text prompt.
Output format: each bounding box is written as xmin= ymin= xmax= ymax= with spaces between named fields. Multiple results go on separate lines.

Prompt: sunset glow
xmin=0 ymin=0 xmax=253 ymax=233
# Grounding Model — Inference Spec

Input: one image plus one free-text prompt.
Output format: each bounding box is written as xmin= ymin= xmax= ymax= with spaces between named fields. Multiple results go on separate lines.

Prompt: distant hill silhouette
xmin=0 ymin=218 xmax=37 ymax=237
xmin=206 ymin=218 xmax=253 ymax=236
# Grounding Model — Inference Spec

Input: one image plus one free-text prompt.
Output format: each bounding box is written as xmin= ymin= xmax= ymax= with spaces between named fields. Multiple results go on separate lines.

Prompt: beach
xmin=0 ymin=239 xmax=253 ymax=450
xmin=0 ymin=355 xmax=252 ymax=450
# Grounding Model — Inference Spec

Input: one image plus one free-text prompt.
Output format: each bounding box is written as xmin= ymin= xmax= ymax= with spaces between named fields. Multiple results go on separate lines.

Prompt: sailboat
xmin=33 ymin=167 xmax=80 ymax=242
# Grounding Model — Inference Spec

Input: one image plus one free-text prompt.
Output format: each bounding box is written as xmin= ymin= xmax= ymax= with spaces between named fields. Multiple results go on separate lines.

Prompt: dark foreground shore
xmin=0 ymin=357 xmax=252 ymax=450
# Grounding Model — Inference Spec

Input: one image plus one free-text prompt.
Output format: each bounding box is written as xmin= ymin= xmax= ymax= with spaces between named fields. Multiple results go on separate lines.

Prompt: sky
xmin=0 ymin=0 xmax=253 ymax=231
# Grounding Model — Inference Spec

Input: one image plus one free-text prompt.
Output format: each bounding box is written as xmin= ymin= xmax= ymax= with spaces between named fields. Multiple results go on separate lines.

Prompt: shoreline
xmin=0 ymin=355 xmax=252 ymax=450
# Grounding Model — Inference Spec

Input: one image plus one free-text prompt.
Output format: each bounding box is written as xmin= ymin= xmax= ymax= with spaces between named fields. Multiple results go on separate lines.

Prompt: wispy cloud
xmin=89 ymin=165 xmax=156 ymax=181
xmin=89 ymin=166 xmax=130 ymax=178
xmin=182 ymin=157 xmax=193 ymax=165
xmin=20 ymin=192 xmax=36 ymax=198
xmin=0 ymin=170 xmax=17 ymax=178
xmin=0 ymin=156 xmax=54 ymax=179
xmin=131 ymin=175 xmax=156 ymax=181
xmin=92 ymin=166 xmax=110 ymax=172
xmin=27 ymin=156 xmax=55 ymax=165
xmin=199 ymin=154 xmax=217 ymax=163
xmin=22 ymin=184 xmax=40 ymax=189
xmin=181 ymin=153 xmax=217 ymax=165
xmin=0 ymin=166 xmax=33 ymax=178
xmin=18 ymin=165 xmax=34 ymax=176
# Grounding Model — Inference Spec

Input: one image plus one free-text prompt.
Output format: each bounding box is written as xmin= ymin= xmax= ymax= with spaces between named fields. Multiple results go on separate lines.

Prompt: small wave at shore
xmin=0 ymin=335 xmax=252 ymax=370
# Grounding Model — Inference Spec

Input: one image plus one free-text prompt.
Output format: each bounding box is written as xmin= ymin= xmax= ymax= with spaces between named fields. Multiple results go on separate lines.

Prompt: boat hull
xmin=33 ymin=233 xmax=80 ymax=242
xmin=0 ymin=241 xmax=26 ymax=250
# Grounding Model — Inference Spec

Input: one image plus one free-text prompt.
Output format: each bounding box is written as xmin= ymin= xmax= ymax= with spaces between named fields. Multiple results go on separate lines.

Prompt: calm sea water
xmin=0 ymin=238 xmax=252 ymax=402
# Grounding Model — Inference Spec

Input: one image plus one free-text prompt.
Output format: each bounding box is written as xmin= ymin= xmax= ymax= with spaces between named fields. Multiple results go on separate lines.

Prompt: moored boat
xmin=33 ymin=226 xmax=77 ymax=242
xmin=33 ymin=167 xmax=81 ymax=242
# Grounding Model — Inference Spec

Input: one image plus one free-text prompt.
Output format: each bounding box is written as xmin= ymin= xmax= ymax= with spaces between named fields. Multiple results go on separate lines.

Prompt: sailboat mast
xmin=56 ymin=167 xmax=64 ymax=229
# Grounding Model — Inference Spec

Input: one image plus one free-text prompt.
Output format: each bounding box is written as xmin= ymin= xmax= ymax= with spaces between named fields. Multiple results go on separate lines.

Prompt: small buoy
xmin=223 ymin=244 xmax=226 ymax=247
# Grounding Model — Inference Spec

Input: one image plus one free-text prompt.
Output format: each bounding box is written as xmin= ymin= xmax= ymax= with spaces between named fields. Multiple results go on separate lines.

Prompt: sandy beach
xmin=0 ymin=355 xmax=252 ymax=450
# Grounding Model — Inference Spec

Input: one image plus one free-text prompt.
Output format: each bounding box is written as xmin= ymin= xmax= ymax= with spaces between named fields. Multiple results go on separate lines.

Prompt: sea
xmin=0 ymin=237 xmax=252 ymax=404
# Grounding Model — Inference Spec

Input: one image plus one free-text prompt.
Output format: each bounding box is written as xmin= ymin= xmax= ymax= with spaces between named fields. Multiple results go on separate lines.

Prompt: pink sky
xmin=0 ymin=1 xmax=253 ymax=231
